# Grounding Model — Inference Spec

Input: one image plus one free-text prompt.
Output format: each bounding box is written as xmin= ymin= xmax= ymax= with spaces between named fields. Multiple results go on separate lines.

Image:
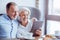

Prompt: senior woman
xmin=17 ymin=7 xmax=41 ymax=38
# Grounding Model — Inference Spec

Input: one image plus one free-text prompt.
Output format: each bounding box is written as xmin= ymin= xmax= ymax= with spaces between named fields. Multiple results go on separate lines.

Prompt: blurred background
xmin=0 ymin=0 xmax=60 ymax=36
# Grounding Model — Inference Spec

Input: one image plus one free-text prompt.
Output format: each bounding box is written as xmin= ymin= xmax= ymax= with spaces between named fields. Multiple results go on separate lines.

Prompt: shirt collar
xmin=4 ymin=14 xmax=11 ymax=20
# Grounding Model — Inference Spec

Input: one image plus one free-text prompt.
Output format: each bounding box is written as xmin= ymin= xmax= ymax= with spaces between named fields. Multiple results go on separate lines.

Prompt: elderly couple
xmin=0 ymin=2 xmax=41 ymax=38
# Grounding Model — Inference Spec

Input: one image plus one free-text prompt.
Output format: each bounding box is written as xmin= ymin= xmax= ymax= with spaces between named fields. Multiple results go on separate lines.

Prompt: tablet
xmin=31 ymin=21 xmax=43 ymax=36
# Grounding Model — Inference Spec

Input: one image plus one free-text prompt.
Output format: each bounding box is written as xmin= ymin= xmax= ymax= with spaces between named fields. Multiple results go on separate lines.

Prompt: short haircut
xmin=6 ymin=2 xmax=17 ymax=10
xmin=19 ymin=7 xmax=31 ymax=16
xmin=19 ymin=7 xmax=31 ymax=19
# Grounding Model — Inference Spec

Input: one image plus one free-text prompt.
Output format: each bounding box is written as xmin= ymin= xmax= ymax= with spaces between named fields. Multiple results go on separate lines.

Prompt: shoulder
xmin=0 ymin=14 xmax=5 ymax=20
xmin=0 ymin=14 xmax=8 ymax=23
xmin=0 ymin=14 xmax=4 ymax=18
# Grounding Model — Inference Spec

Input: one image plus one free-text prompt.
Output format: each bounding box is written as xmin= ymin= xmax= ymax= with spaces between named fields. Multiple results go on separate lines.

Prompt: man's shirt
xmin=0 ymin=14 xmax=18 ymax=38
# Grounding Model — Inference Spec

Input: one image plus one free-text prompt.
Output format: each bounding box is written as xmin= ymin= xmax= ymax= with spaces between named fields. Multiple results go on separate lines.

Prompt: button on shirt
xmin=0 ymin=14 xmax=18 ymax=38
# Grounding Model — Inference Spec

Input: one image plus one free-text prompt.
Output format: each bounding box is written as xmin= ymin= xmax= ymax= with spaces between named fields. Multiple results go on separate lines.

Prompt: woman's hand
xmin=32 ymin=17 xmax=38 ymax=22
xmin=35 ymin=29 xmax=42 ymax=36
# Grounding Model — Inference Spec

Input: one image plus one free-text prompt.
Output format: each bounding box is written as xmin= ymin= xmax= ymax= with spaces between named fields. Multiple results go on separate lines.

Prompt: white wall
xmin=0 ymin=0 xmax=35 ymax=14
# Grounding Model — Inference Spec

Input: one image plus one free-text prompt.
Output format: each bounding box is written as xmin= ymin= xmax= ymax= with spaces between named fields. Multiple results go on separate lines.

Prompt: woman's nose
xmin=22 ymin=16 xmax=26 ymax=18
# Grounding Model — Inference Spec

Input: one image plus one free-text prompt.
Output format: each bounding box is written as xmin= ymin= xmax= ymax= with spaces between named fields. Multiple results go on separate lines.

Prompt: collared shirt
xmin=0 ymin=14 xmax=18 ymax=38
xmin=17 ymin=20 xmax=33 ymax=38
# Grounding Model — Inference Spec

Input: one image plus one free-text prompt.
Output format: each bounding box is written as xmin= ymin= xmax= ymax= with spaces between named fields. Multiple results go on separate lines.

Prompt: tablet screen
xmin=31 ymin=21 xmax=43 ymax=36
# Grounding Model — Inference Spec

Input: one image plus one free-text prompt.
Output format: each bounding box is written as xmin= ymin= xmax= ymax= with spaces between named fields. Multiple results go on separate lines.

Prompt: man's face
xmin=7 ymin=5 xmax=18 ymax=20
xmin=19 ymin=10 xmax=29 ymax=22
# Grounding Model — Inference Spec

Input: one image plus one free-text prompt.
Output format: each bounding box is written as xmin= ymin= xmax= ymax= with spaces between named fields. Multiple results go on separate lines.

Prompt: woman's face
xmin=19 ymin=10 xmax=29 ymax=22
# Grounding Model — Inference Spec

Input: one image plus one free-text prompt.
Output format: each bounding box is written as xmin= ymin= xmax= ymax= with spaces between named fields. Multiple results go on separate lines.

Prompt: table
xmin=34 ymin=35 xmax=60 ymax=40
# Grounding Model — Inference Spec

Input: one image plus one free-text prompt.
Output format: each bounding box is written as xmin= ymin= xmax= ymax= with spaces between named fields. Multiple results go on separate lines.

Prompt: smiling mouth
xmin=13 ymin=13 xmax=17 ymax=17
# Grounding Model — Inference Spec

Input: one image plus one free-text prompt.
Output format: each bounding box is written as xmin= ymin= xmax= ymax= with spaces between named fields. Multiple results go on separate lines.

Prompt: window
xmin=47 ymin=20 xmax=60 ymax=34
xmin=48 ymin=0 xmax=60 ymax=16
xmin=47 ymin=0 xmax=60 ymax=35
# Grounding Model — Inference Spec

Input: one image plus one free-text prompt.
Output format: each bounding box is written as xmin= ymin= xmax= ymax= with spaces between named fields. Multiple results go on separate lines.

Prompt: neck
xmin=7 ymin=15 xmax=12 ymax=20
xmin=20 ymin=20 xmax=28 ymax=27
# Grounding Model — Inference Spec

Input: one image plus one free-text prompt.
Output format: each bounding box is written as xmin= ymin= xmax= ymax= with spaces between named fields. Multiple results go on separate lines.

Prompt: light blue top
xmin=0 ymin=14 xmax=18 ymax=38
xmin=17 ymin=20 xmax=33 ymax=38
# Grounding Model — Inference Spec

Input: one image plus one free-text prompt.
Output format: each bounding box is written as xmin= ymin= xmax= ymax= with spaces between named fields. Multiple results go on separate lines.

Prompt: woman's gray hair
xmin=19 ymin=7 xmax=31 ymax=17
xmin=17 ymin=7 xmax=31 ymax=22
